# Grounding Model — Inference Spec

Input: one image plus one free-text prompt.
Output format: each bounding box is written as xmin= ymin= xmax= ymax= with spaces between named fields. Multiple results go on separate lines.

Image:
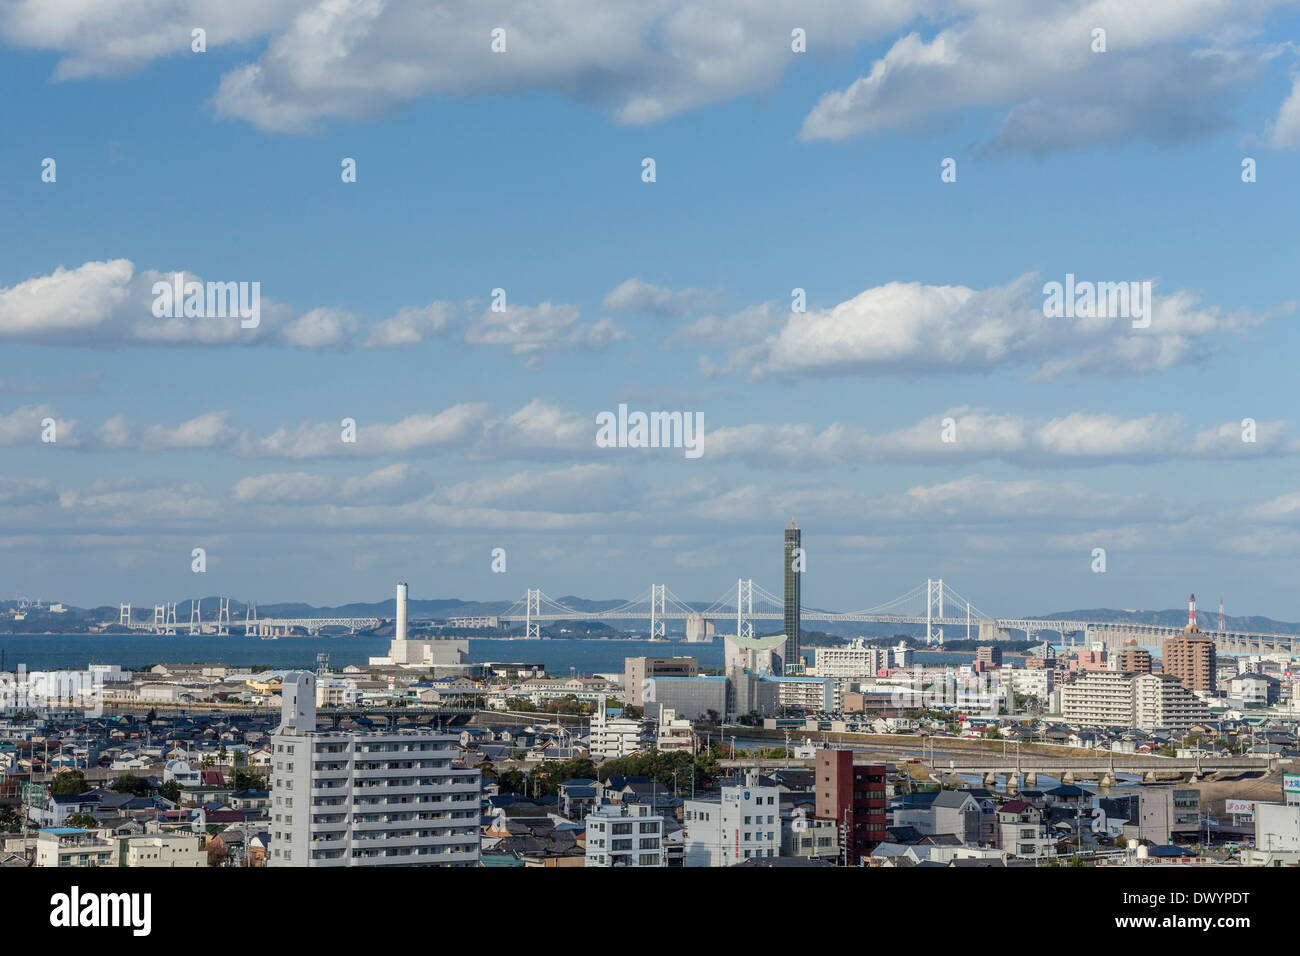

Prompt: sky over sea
xmin=2 ymin=3 xmax=1300 ymax=618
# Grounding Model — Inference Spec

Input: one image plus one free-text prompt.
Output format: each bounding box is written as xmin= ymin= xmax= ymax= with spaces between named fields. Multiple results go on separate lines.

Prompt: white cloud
xmin=603 ymin=278 xmax=715 ymax=317
xmin=800 ymin=2 xmax=1281 ymax=153
xmin=693 ymin=274 xmax=1285 ymax=382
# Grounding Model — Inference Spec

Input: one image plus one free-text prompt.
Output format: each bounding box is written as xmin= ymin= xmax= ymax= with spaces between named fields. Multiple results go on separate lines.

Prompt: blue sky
xmin=3 ymin=1 xmax=1300 ymax=619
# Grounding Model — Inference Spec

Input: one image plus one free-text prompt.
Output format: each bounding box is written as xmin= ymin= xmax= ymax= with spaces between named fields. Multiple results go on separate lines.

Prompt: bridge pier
xmin=1024 ymin=773 xmax=1037 ymax=789
xmin=1005 ymin=773 xmax=1020 ymax=794
xmin=984 ymin=772 xmax=998 ymax=788
xmin=1061 ymin=771 xmax=1075 ymax=786
xmin=1098 ymin=772 xmax=1115 ymax=789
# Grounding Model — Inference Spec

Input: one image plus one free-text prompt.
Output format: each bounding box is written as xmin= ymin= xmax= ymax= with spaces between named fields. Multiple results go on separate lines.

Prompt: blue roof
xmin=43 ymin=827 xmax=89 ymax=835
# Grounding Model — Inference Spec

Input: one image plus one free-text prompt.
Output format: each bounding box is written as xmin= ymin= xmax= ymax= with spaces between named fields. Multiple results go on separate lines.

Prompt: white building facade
xmin=269 ymin=672 xmax=480 ymax=867
xmin=682 ymin=771 xmax=780 ymax=866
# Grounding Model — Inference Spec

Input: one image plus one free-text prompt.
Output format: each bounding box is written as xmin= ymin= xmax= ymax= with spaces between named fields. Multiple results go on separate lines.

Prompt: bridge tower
xmin=188 ymin=599 xmax=201 ymax=636
xmin=217 ymin=597 xmax=230 ymax=636
xmin=153 ymin=604 xmax=165 ymax=633
xmin=650 ymin=584 xmax=665 ymax=639
xmin=165 ymin=602 xmax=178 ymax=635
xmin=925 ymin=578 xmax=944 ymax=645
xmin=736 ymin=578 xmax=754 ymax=641
xmin=245 ymin=601 xmax=257 ymax=636
xmin=525 ymin=589 xmax=541 ymax=639
xmin=119 ymin=603 xmax=131 ymax=627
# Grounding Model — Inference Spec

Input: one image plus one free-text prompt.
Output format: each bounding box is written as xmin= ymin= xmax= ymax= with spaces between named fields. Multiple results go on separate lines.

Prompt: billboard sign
xmin=1284 ymin=774 xmax=1300 ymax=794
xmin=1225 ymin=799 xmax=1255 ymax=819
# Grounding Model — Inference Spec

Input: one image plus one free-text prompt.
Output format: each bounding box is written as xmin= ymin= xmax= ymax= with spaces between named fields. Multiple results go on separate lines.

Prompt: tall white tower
xmin=396 ymin=581 xmax=409 ymax=642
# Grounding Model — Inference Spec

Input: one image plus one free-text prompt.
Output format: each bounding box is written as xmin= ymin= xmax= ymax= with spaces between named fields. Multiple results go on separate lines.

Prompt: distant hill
xmin=1032 ymin=607 xmax=1300 ymax=635
xmin=7 ymin=597 xmax=1300 ymax=637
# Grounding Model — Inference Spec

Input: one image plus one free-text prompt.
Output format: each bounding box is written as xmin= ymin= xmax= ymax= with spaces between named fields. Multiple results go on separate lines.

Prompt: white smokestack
xmin=396 ymin=582 xmax=408 ymax=642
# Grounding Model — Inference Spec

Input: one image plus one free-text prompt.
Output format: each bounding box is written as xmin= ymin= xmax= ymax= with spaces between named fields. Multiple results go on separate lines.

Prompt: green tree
xmin=65 ymin=813 xmax=98 ymax=829
xmin=231 ymin=768 xmax=266 ymax=792
xmin=159 ymin=780 xmax=182 ymax=802
xmin=50 ymin=770 xmax=87 ymax=796
xmin=112 ymin=773 xmax=152 ymax=796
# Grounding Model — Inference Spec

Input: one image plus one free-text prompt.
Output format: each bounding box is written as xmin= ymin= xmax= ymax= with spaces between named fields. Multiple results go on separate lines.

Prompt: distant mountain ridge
xmin=6 ymin=598 xmax=1300 ymax=634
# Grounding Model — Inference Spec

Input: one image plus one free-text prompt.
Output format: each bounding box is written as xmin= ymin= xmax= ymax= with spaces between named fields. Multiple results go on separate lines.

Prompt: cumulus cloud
xmin=800 ymin=1 xmax=1283 ymax=154
xmin=0 ymin=260 xmax=620 ymax=358
xmin=691 ymin=274 xmax=1287 ymax=382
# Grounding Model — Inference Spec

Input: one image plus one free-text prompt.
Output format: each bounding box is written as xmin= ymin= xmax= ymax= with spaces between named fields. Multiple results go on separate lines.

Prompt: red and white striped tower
xmin=1187 ymin=593 xmax=1197 ymax=630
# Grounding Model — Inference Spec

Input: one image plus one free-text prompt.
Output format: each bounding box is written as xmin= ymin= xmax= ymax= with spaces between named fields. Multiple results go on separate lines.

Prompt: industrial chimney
xmin=1187 ymin=593 xmax=1197 ymax=631
xmin=396 ymin=581 xmax=408 ymax=642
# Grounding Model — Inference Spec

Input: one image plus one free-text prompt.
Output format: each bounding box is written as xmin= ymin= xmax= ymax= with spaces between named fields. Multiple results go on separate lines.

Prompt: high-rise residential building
xmin=784 ymin=521 xmax=802 ymax=672
xmin=1161 ymin=594 xmax=1216 ymax=695
xmin=268 ymin=672 xmax=480 ymax=867
xmin=1133 ymin=673 xmax=1211 ymax=731
xmin=1060 ymin=670 xmax=1209 ymax=731
xmin=682 ymin=770 xmax=780 ymax=866
xmin=814 ymin=749 xmax=887 ymax=864
xmin=1059 ymin=671 xmax=1137 ymax=727
xmin=976 ymin=645 xmax=1003 ymax=669
xmin=624 ymin=657 xmax=698 ymax=708
xmin=1117 ymin=643 xmax=1152 ymax=674
xmin=584 ymin=803 xmax=666 ymax=867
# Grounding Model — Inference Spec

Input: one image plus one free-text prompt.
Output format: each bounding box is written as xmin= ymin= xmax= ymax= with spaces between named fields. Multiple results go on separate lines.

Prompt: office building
xmin=815 ymin=639 xmax=890 ymax=678
xmin=625 ymin=657 xmax=698 ymax=708
xmin=815 ymin=749 xmax=887 ymax=864
xmin=269 ymin=672 xmax=480 ymax=867
xmin=784 ymin=521 xmax=802 ymax=671
xmin=584 ymin=803 xmax=665 ymax=867
xmin=683 ymin=770 xmax=780 ymax=866
xmin=643 ymin=675 xmax=726 ymax=722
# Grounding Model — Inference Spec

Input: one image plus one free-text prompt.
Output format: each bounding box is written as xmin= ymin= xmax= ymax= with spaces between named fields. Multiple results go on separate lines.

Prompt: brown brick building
xmin=815 ymin=749 xmax=887 ymax=865
xmin=1161 ymin=594 xmax=1216 ymax=695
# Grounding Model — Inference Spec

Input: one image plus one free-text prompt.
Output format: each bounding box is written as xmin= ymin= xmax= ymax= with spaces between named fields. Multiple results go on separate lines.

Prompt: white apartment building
xmin=589 ymin=696 xmax=648 ymax=759
xmin=36 ymin=828 xmax=115 ymax=867
xmin=655 ymin=706 xmax=695 ymax=752
xmin=269 ymin=672 xmax=480 ymax=868
xmin=1004 ymin=668 xmax=1054 ymax=701
xmin=1133 ymin=673 xmax=1210 ymax=731
xmin=316 ymin=677 xmax=360 ymax=708
xmin=116 ymin=833 xmax=204 ymax=867
xmin=682 ymin=771 xmax=780 ymax=866
xmin=584 ymin=803 xmax=665 ymax=867
xmin=814 ymin=640 xmax=890 ymax=678
xmin=1060 ymin=671 xmax=1135 ymax=727
xmin=771 ymin=676 xmax=838 ymax=713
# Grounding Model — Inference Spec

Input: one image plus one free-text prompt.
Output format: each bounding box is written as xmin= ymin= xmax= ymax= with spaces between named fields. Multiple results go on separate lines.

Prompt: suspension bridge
xmin=112 ymin=578 xmax=1300 ymax=654
xmin=116 ymin=599 xmax=380 ymax=637
xmin=497 ymin=579 xmax=1300 ymax=655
